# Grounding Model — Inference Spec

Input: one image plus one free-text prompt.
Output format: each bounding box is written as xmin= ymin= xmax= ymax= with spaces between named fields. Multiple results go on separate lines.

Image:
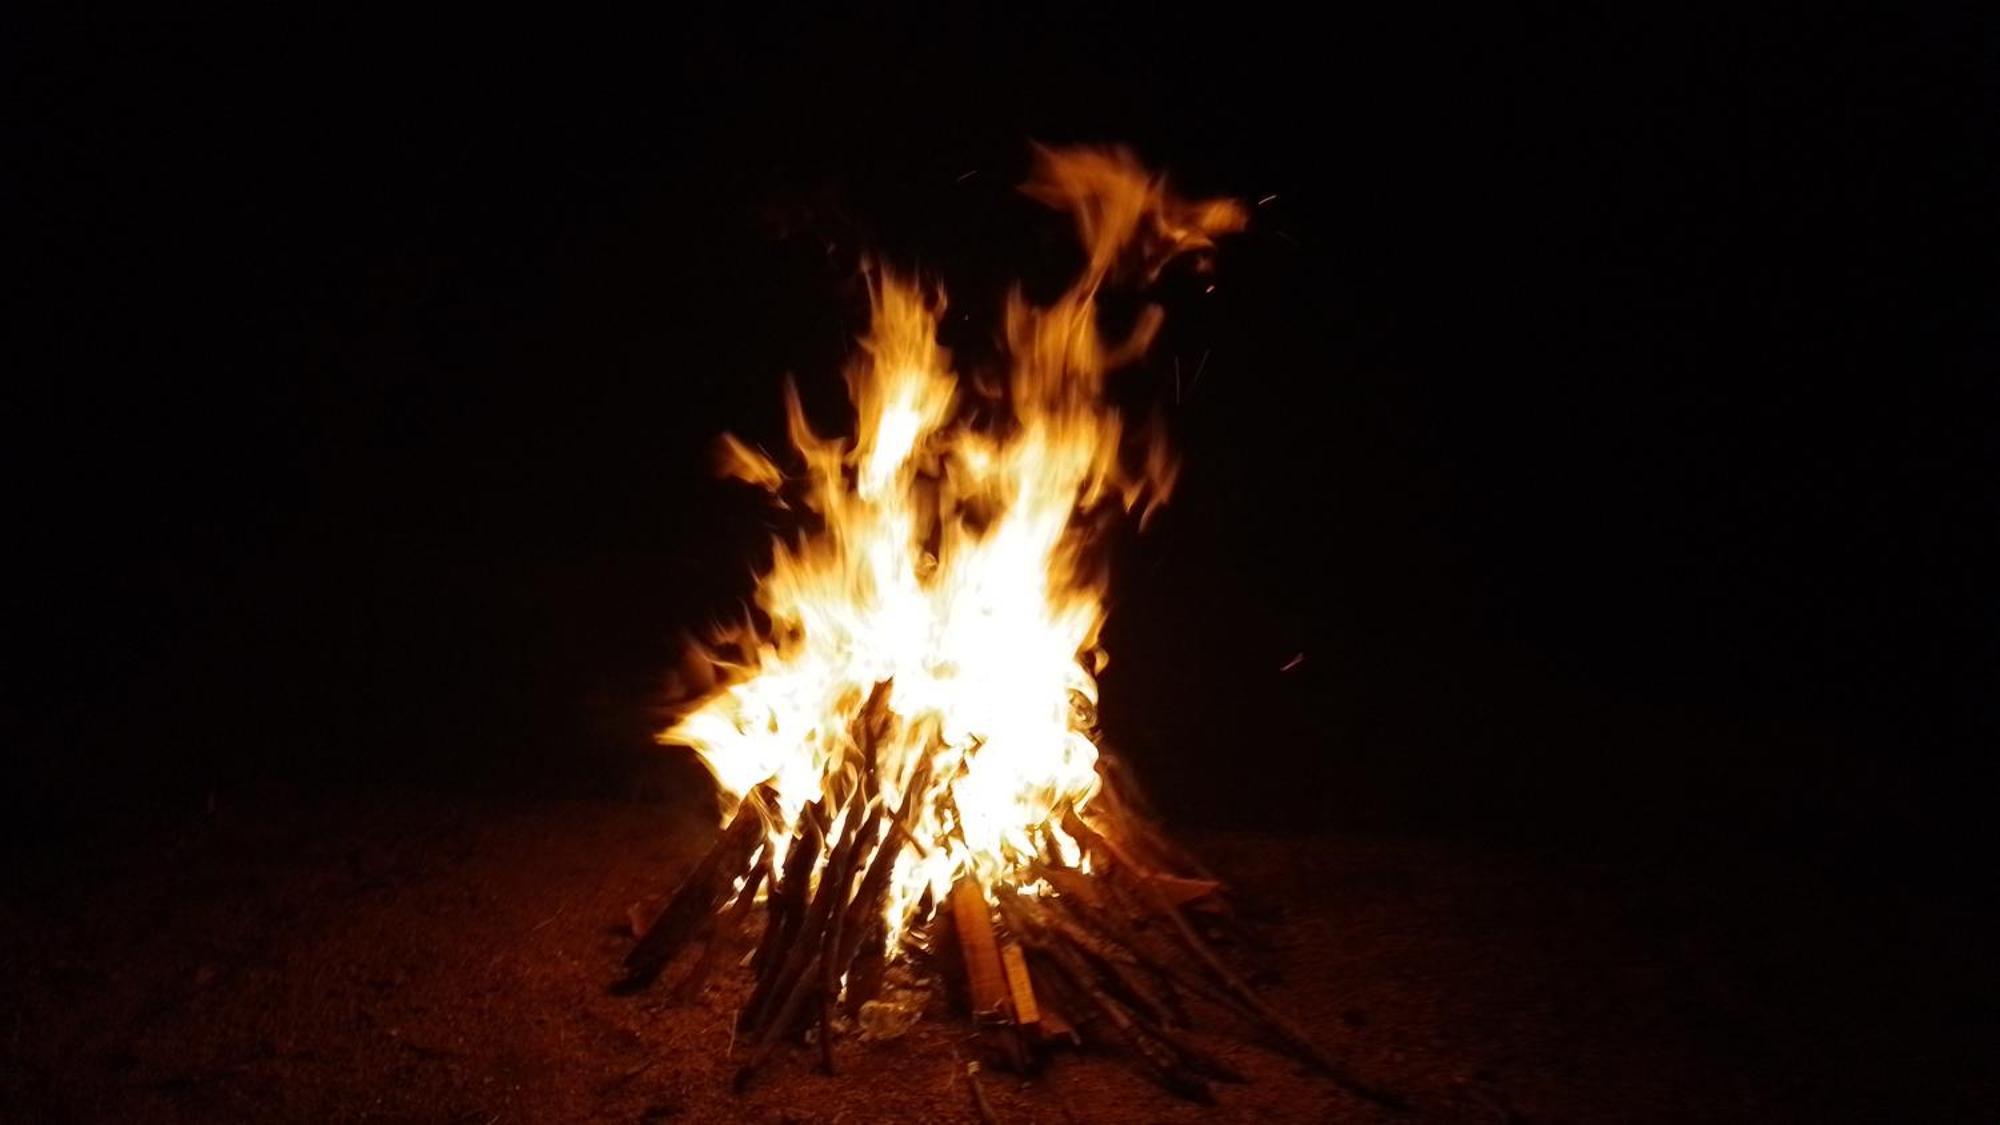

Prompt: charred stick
xmin=1030 ymin=899 xmax=1242 ymax=1082
xmin=744 ymin=781 xmax=872 ymax=1035
xmin=1090 ymin=770 xmax=1239 ymax=910
xmin=1037 ymin=864 xmax=1233 ymax=1016
xmin=1035 ymin=997 xmax=1081 ymax=1047
xmin=1066 ymin=810 xmax=1264 ymax=1017
xmin=1069 ymin=927 xmax=1181 ymax=1027
xmin=1000 ymin=895 xmax=1212 ymax=1104
xmin=741 ymin=801 xmax=825 ymax=1026
xmin=830 ymin=826 xmax=898 ymax=978
xmin=745 ymin=692 xmax=889 ymax=1038
xmin=1037 ymin=903 xmax=1248 ymax=1082
xmin=732 ymin=955 xmax=823 ymax=1093
xmin=1019 ymin=951 xmax=1084 ymax=1047
xmin=1140 ymin=871 xmax=1229 ymax=912
xmin=1036 ymin=822 xmax=1073 ymax=870
xmin=992 ymin=1023 xmax=1035 ymax=1077
xmin=830 ymin=751 xmax=934 ymax=986
xmin=965 ymin=1060 xmax=1002 ymax=1125
xmin=617 ymin=784 xmax=772 ymax=993
xmin=818 ymin=839 xmax=854 ymax=1066
xmin=1099 ymin=756 xmax=1273 ymax=947
xmin=1026 ymin=889 xmax=1180 ymax=1024
xmin=743 ymin=796 xmax=849 ymax=1033
xmin=818 ymin=812 xmax=887 ymax=1072
xmin=827 ymin=801 xmax=884 ymax=927
xmin=815 ymin=734 xmax=932 ymax=1036
xmin=672 ymin=854 xmax=770 ymax=1003
xmin=842 ymin=915 xmax=889 ymax=1018
xmin=1167 ymin=1031 xmax=1250 ymax=1085
xmin=1029 ymin=937 xmax=1236 ymax=1087
xmin=817 ymin=989 xmax=836 ymax=1074
xmin=1070 ymin=811 xmax=1402 ymax=1108
xmin=1035 ymin=863 xmax=1105 ymax=908
xmin=757 ymin=798 xmax=826 ymax=975
xmin=1040 ymin=902 xmax=1140 ymax=967
xmin=1068 ymin=810 xmax=1282 ymax=1010
xmin=1088 ymin=875 xmax=1240 ymax=1014
xmin=1086 ymin=792 xmax=1241 ymax=936
xmin=739 ymin=681 xmax=889 ymax=1087
xmin=1062 ymin=810 xmax=1235 ymax=980
xmin=852 ymin=679 xmax=894 ymax=775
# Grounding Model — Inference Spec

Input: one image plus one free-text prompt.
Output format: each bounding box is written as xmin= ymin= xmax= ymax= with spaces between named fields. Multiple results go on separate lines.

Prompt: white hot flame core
xmin=664 ymin=146 xmax=1244 ymax=951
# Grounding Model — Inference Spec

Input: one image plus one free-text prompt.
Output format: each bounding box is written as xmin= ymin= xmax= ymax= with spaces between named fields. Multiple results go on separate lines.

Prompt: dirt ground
xmin=2 ymin=788 xmax=1990 ymax=1123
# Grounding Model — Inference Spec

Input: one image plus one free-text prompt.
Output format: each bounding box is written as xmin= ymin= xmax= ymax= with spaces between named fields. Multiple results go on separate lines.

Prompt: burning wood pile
xmin=615 ymin=147 xmax=1391 ymax=1109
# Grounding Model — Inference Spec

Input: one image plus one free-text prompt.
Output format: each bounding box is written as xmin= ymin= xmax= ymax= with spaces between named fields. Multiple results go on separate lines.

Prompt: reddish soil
xmin=2 ymin=789 xmax=1988 ymax=1123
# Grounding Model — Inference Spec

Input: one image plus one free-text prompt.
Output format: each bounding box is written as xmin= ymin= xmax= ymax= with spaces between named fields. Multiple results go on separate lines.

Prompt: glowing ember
xmin=662 ymin=146 xmax=1245 ymax=956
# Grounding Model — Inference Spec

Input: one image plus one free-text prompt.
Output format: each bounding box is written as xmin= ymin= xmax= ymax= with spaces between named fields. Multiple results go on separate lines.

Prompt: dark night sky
xmin=7 ymin=12 xmax=1994 ymax=871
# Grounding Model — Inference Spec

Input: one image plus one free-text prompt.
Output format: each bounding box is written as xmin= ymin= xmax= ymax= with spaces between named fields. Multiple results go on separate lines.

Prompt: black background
xmin=8 ymin=12 xmax=1993 ymax=888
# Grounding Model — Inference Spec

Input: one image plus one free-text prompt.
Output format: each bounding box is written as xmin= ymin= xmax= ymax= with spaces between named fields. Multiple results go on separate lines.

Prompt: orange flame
xmin=664 ymin=146 xmax=1243 ymax=949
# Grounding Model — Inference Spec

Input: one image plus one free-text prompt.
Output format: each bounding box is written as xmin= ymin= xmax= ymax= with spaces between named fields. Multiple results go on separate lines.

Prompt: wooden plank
xmin=950 ymin=877 xmax=1009 ymax=1019
xmin=1000 ymin=940 xmax=1040 ymax=1026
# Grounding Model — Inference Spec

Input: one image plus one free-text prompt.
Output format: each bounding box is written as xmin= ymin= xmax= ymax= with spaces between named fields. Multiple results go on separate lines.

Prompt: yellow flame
xmin=663 ymin=146 xmax=1244 ymax=950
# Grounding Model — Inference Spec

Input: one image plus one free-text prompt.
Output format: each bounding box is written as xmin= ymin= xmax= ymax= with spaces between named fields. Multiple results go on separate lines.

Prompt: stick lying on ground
xmin=617 ymin=751 xmax=1407 ymax=1110
xmin=616 ymin=783 xmax=774 ymax=994
xmin=1065 ymin=804 xmax=1408 ymax=1111
xmin=671 ymin=854 xmax=767 ymax=1003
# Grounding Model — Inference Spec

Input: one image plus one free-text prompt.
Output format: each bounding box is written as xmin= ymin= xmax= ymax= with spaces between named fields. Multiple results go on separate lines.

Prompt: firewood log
xmin=744 ymin=779 xmax=871 ymax=1035
xmin=1066 ymin=809 xmax=1406 ymax=1110
xmin=743 ymin=683 xmax=896 ymax=1047
xmin=829 ymin=751 xmax=934 ymax=993
xmin=1000 ymin=895 xmax=1213 ymax=1104
xmin=1036 ymin=863 xmax=1232 ymax=1015
xmin=672 ymin=854 xmax=769 ymax=1003
xmin=818 ymin=807 xmax=888 ymax=1072
xmin=1000 ymin=940 xmax=1040 ymax=1026
xmin=616 ymin=784 xmax=773 ymax=993
xmin=1095 ymin=759 xmax=1270 ymax=948
xmin=741 ymin=800 xmax=825 ymax=1027
xmin=950 ymin=877 xmax=1010 ymax=1019
xmin=733 ymin=956 xmax=824 ymax=1092
xmin=840 ymin=915 xmax=889 ymax=1018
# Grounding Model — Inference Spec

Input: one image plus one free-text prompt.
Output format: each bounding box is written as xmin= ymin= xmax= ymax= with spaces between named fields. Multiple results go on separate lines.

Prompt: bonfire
xmin=617 ymin=146 xmax=1391 ymax=1109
